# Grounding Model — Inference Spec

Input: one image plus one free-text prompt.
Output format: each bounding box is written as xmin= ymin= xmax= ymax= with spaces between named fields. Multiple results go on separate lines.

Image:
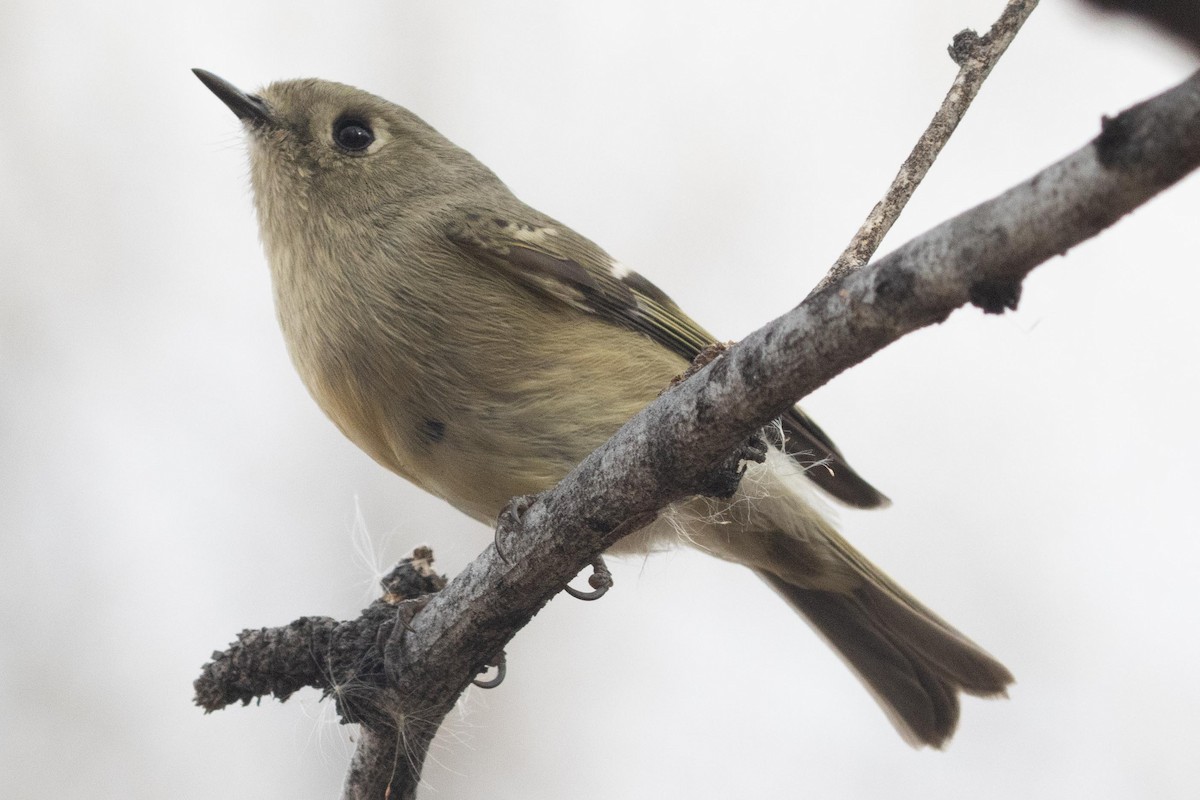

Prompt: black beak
xmin=192 ymin=69 xmax=273 ymax=125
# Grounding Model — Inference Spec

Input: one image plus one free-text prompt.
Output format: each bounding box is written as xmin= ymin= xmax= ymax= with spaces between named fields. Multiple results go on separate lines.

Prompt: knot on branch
xmin=665 ymin=341 xmax=733 ymax=389
xmin=949 ymin=29 xmax=983 ymax=66
xmin=381 ymin=546 xmax=445 ymax=601
xmin=968 ymin=277 xmax=1023 ymax=314
xmin=194 ymin=549 xmax=446 ymax=733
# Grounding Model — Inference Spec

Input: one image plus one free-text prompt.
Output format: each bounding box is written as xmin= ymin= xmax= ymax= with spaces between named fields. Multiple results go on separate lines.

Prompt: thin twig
xmin=812 ymin=0 xmax=1039 ymax=295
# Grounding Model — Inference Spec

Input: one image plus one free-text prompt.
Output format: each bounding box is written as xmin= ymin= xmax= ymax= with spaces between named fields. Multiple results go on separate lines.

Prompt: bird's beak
xmin=192 ymin=69 xmax=273 ymax=125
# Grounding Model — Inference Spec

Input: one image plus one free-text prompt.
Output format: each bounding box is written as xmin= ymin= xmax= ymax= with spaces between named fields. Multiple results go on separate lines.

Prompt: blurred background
xmin=3 ymin=1 xmax=1199 ymax=797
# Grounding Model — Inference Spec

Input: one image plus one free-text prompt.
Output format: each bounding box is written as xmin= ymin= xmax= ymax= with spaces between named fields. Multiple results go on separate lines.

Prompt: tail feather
xmin=659 ymin=447 xmax=1012 ymax=746
xmin=760 ymin=571 xmax=1013 ymax=748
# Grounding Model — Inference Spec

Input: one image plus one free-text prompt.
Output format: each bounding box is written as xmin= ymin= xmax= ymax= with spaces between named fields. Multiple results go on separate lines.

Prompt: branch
xmin=814 ymin=0 xmax=1039 ymax=294
xmin=197 ymin=70 xmax=1200 ymax=798
xmin=196 ymin=551 xmax=447 ymax=799
xmin=383 ymin=67 xmax=1200 ymax=795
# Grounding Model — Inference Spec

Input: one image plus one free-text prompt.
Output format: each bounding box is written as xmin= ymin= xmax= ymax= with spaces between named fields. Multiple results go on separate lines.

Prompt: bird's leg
xmin=561 ymin=510 xmax=657 ymax=601
xmin=700 ymin=431 xmax=769 ymax=499
xmin=494 ymin=494 xmax=538 ymax=564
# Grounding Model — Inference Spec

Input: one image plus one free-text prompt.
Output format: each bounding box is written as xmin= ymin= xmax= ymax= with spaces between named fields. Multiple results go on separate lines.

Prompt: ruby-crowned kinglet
xmin=194 ymin=69 xmax=1012 ymax=747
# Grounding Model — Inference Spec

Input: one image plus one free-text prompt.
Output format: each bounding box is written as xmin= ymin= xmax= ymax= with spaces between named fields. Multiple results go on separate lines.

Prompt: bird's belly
xmin=410 ymin=333 xmax=688 ymax=524
xmin=286 ymin=292 xmax=690 ymax=525
xmin=416 ymin=378 xmax=663 ymax=523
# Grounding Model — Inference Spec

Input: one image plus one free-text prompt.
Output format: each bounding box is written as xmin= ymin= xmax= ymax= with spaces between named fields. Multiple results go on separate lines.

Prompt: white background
xmin=3 ymin=1 xmax=1199 ymax=798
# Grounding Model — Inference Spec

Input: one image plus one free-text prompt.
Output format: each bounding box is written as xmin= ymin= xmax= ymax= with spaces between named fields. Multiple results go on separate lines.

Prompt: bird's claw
xmin=472 ymin=651 xmax=507 ymax=689
xmin=494 ymin=494 xmax=537 ymax=564
xmin=742 ymin=431 xmax=769 ymax=465
xmin=702 ymin=431 xmax=769 ymax=499
xmin=564 ymin=556 xmax=613 ymax=601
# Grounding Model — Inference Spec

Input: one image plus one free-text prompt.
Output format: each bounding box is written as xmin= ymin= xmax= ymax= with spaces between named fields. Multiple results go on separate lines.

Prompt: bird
xmin=193 ymin=68 xmax=1013 ymax=747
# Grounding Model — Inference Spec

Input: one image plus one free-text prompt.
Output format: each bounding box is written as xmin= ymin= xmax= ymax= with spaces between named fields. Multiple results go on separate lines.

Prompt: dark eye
xmin=333 ymin=117 xmax=374 ymax=152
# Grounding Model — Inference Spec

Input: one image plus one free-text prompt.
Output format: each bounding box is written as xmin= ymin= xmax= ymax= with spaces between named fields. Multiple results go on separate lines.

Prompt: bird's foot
xmin=494 ymin=494 xmax=538 ymax=564
xmin=564 ymin=555 xmax=614 ymax=601
xmin=472 ymin=650 xmax=507 ymax=689
xmin=701 ymin=431 xmax=768 ymax=499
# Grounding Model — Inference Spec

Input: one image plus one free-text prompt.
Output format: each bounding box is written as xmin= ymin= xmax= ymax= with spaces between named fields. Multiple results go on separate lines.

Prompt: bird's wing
xmin=446 ymin=208 xmax=713 ymax=356
xmin=446 ymin=206 xmax=888 ymax=508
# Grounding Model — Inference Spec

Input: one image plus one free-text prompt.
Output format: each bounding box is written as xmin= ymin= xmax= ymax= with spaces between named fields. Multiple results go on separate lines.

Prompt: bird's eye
xmin=333 ymin=117 xmax=374 ymax=152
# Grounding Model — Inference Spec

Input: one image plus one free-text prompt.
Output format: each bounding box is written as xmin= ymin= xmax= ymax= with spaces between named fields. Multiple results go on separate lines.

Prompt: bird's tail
xmin=665 ymin=448 xmax=1013 ymax=747
xmin=757 ymin=567 xmax=1012 ymax=747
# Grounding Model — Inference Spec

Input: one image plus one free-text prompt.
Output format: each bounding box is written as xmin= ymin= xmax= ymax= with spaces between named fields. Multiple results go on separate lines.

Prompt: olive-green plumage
xmin=195 ymin=69 xmax=1013 ymax=747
